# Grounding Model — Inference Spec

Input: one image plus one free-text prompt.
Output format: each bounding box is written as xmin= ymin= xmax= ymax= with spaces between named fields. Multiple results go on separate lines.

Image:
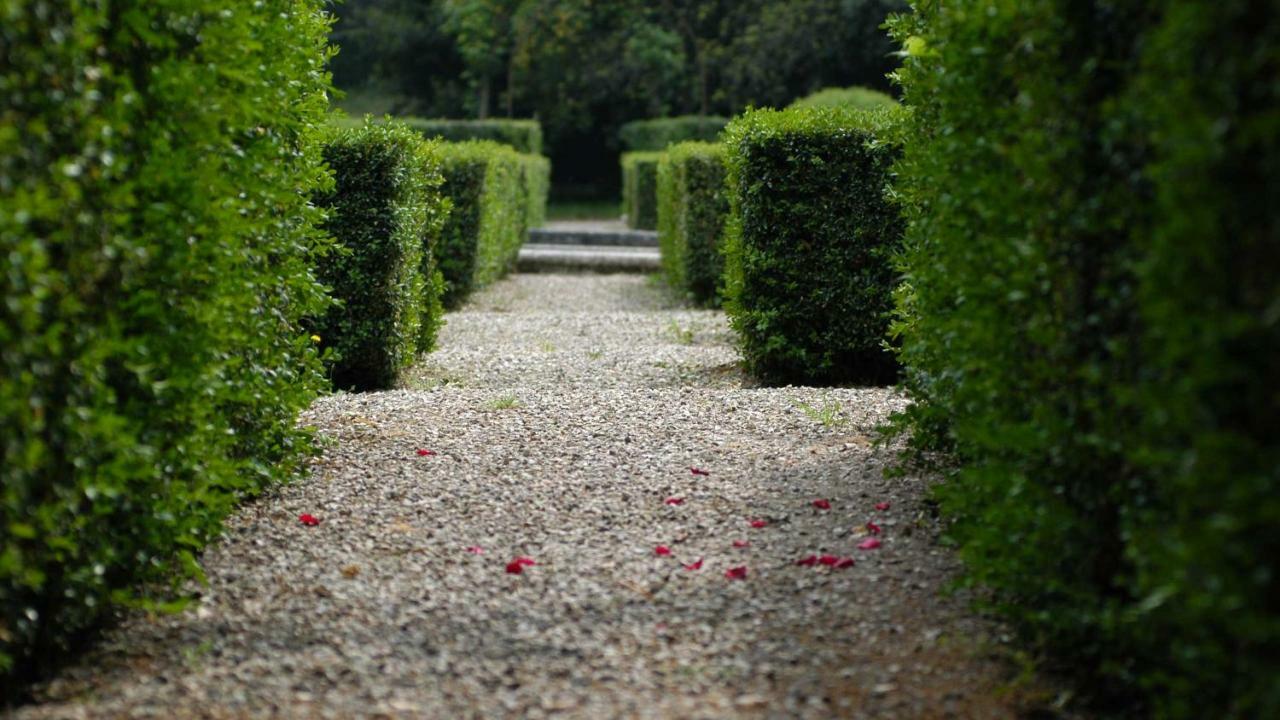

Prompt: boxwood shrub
xmin=656 ymin=142 xmax=729 ymax=306
xmin=621 ymin=152 xmax=663 ymax=230
xmin=789 ymin=86 xmax=897 ymax=112
xmin=0 ymin=0 xmax=334 ymax=690
xmin=619 ymin=116 xmax=729 ymax=152
xmin=722 ymin=106 xmax=904 ymax=386
xmin=437 ymin=142 xmax=529 ymax=307
xmin=402 ymin=118 xmax=542 ymax=156
xmin=314 ymin=121 xmax=450 ymax=391
xmin=519 ymin=153 xmax=552 ymax=231
xmin=889 ymin=2 xmax=1279 ymax=716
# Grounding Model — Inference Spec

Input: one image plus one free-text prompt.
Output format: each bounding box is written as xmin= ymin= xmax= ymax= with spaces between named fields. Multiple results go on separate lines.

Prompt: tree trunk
xmin=478 ymin=76 xmax=491 ymax=119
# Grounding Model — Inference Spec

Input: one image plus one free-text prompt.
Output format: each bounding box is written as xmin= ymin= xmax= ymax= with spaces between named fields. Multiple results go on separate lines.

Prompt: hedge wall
xmin=437 ymin=142 xmax=530 ymax=307
xmin=889 ymin=2 xmax=1279 ymax=716
xmin=621 ymin=152 xmax=663 ymax=231
xmin=619 ymin=116 xmax=729 ymax=152
xmin=656 ymin=142 xmax=729 ymax=306
xmin=723 ymin=107 xmax=903 ymax=386
xmin=401 ymin=118 xmax=542 ymax=156
xmin=314 ymin=121 xmax=449 ymax=391
xmin=789 ymin=86 xmax=897 ymax=112
xmin=520 ymin=153 xmax=552 ymax=231
xmin=0 ymin=0 xmax=334 ymax=690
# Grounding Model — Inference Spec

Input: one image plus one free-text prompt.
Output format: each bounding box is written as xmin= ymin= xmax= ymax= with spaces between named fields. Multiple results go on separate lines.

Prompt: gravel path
xmin=14 ymin=275 xmax=1049 ymax=719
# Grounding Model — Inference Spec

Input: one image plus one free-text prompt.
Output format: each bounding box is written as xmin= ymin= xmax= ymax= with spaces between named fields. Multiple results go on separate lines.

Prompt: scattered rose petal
xmin=866 ymin=521 xmax=882 ymax=535
xmin=749 ymin=519 xmax=768 ymax=528
xmin=725 ymin=566 xmax=748 ymax=580
xmin=416 ymin=448 xmax=436 ymax=457
xmin=818 ymin=554 xmax=840 ymax=566
xmin=732 ymin=540 xmax=751 ymax=548
xmin=655 ymin=545 xmax=672 ymax=556
xmin=465 ymin=546 xmax=485 ymax=554
xmin=664 ymin=497 xmax=684 ymax=506
xmin=683 ymin=558 xmax=704 ymax=571
xmin=835 ymin=557 xmax=856 ymax=569
xmin=690 ymin=467 xmax=710 ymax=476
xmin=859 ymin=538 xmax=882 ymax=550
xmin=813 ymin=499 xmax=832 ymax=510
xmin=875 ymin=502 xmax=891 ymax=511
xmin=505 ymin=561 xmax=525 ymax=574
xmin=514 ymin=556 xmax=537 ymax=566
xmin=298 ymin=513 xmax=320 ymax=526
xmin=796 ymin=555 xmax=818 ymax=566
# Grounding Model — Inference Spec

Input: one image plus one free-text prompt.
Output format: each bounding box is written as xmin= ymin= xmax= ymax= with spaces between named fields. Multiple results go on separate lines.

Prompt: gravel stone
xmin=13 ymin=274 xmax=1066 ymax=719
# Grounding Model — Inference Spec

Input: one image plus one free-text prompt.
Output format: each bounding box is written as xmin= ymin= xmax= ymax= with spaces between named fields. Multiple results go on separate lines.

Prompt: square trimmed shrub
xmin=400 ymin=118 xmax=543 ymax=155
xmin=889 ymin=1 xmax=1280 ymax=716
xmin=622 ymin=152 xmax=663 ymax=231
xmin=437 ymin=141 xmax=529 ymax=307
xmin=789 ymin=86 xmax=897 ymax=111
xmin=519 ymin=153 xmax=552 ymax=231
xmin=656 ymin=142 xmax=729 ymax=306
xmin=722 ymin=106 xmax=904 ymax=386
xmin=0 ymin=0 xmax=334 ymax=690
xmin=314 ymin=121 xmax=448 ymax=391
xmin=620 ymin=116 xmax=729 ymax=152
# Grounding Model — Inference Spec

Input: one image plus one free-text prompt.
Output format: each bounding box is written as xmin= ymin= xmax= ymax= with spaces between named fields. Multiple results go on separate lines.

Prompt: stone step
xmin=528 ymin=219 xmax=658 ymax=248
xmin=517 ymin=243 xmax=661 ymax=274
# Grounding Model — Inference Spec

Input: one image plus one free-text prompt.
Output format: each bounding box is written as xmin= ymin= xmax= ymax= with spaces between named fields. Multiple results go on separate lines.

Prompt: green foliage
xmin=656 ymin=142 xmax=729 ymax=306
xmin=402 ymin=118 xmax=542 ymax=155
xmin=789 ymin=86 xmax=897 ymax=111
xmin=619 ymin=116 xmax=729 ymax=152
xmin=722 ymin=106 xmax=903 ymax=386
xmin=621 ymin=152 xmax=663 ymax=230
xmin=889 ymin=1 xmax=1279 ymax=716
xmin=519 ymin=153 xmax=552 ymax=230
xmin=437 ymin=141 xmax=531 ymax=306
xmin=0 ymin=0 xmax=334 ymax=688
xmin=314 ymin=121 xmax=450 ymax=391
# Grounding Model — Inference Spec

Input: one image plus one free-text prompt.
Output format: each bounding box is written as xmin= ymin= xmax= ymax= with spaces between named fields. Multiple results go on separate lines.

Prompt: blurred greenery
xmin=329 ymin=0 xmax=906 ymax=195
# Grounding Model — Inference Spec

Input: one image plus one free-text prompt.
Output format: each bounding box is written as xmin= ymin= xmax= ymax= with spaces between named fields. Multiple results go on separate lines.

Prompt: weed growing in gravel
xmin=667 ymin=320 xmax=695 ymax=345
xmin=487 ymin=394 xmax=521 ymax=410
xmin=587 ymin=349 xmax=605 ymax=360
xmin=536 ymin=340 xmax=557 ymax=352
xmin=796 ymin=400 xmax=846 ymax=428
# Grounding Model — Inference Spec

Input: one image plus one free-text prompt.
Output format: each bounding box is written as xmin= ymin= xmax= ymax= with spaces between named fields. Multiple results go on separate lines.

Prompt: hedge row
xmin=656 ymin=142 xmax=729 ymax=307
xmin=619 ymin=116 xmax=729 ymax=152
xmin=722 ymin=107 xmax=903 ymax=386
xmin=621 ymin=152 xmax=663 ymax=230
xmin=789 ymin=86 xmax=897 ymax=112
xmin=889 ymin=2 xmax=1279 ymax=716
xmin=0 ymin=0 xmax=334 ymax=690
xmin=313 ymin=122 xmax=450 ymax=391
xmin=402 ymin=118 xmax=542 ymax=155
xmin=437 ymin=142 xmax=544 ymax=307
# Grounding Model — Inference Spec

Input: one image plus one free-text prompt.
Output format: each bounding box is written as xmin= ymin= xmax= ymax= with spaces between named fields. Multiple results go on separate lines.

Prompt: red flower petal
xmin=724 ymin=566 xmax=748 ymax=580
xmin=796 ymin=555 xmax=818 ymax=566
xmin=866 ymin=521 xmax=882 ymax=535
xmin=874 ymin=502 xmax=891 ymax=511
xmin=684 ymin=558 xmax=704 ymax=571
xmin=749 ymin=519 xmax=768 ymax=528
xmin=858 ymin=538 xmax=882 ymax=550
xmin=690 ymin=467 xmax=710 ymax=476
xmin=505 ymin=561 xmax=525 ymax=574
xmin=818 ymin=554 xmax=840 ymax=566
xmin=835 ymin=557 xmax=856 ymax=569
xmin=665 ymin=497 xmax=685 ymax=506
xmin=298 ymin=514 xmax=320 ymax=526
xmin=416 ymin=448 xmax=436 ymax=457
xmin=465 ymin=546 xmax=485 ymax=554
xmin=732 ymin=540 xmax=751 ymax=548
xmin=515 ymin=556 xmax=537 ymax=566
xmin=655 ymin=545 xmax=672 ymax=556
xmin=813 ymin=499 xmax=832 ymax=510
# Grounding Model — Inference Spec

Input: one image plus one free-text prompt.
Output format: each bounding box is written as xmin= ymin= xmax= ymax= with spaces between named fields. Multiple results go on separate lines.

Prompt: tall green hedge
xmin=789 ymin=86 xmax=897 ymax=111
xmin=656 ymin=142 xmax=729 ymax=306
xmin=437 ymin=142 xmax=529 ymax=307
xmin=619 ymin=116 xmax=729 ymax=152
xmin=889 ymin=2 xmax=1279 ymax=716
xmin=0 ymin=0 xmax=334 ymax=689
xmin=401 ymin=118 xmax=543 ymax=155
xmin=520 ymin=153 xmax=552 ymax=231
xmin=314 ymin=121 xmax=449 ymax=391
xmin=621 ymin=152 xmax=663 ymax=230
xmin=723 ymin=107 xmax=903 ymax=386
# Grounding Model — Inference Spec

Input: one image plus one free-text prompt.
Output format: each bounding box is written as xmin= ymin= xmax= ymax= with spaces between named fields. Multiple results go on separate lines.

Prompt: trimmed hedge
xmin=889 ymin=2 xmax=1279 ymax=716
xmin=437 ymin=141 xmax=529 ymax=307
xmin=314 ymin=121 xmax=450 ymax=391
xmin=621 ymin=152 xmax=663 ymax=230
xmin=723 ymin=107 xmax=903 ymax=386
xmin=789 ymin=86 xmax=897 ymax=111
xmin=401 ymin=118 xmax=542 ymax=156
xmin=0 ymin=0 xmax=334 ymax=689
xmin=619 ymin=116 xmax=729 ymax=152
xmin=520 ymin=153 xmax=552 ymax=231
xmin=656 ymin=142 xmax=729 ymax=306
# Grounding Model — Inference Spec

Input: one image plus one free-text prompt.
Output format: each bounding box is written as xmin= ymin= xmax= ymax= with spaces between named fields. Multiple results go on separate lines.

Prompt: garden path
xmin=16 ymin=274 xmax=1045 ymax=720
